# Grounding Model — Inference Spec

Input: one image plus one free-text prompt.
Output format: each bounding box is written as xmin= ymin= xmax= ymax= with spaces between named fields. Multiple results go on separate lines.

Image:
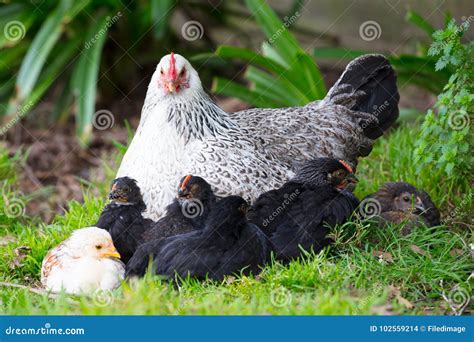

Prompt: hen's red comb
xmin=339 ymin=160 xmax=353 ymax=173
xmin=180 ymin=175 xmax=192 ymax=191
xmin=168 ymin=52 xmax=177 ymax=80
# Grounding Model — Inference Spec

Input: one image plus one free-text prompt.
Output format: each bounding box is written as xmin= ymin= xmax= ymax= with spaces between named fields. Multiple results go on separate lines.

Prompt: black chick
xmin=96 ymin=177 xmax=153 ymax=263
xmin=126 ymin=196 xmax=270 ymax=280
xmin=364 ymin=182 xmax=440 ymax=234
xmin=247 ymin=158 xmax=359 ymax=263
xmin=140 ymin=175 xmax=217 ymax=242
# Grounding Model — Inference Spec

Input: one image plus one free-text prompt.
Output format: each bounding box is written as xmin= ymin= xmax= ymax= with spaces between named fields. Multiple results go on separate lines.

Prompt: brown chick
xmin=364 ymin=182 xmax=440 ymax=234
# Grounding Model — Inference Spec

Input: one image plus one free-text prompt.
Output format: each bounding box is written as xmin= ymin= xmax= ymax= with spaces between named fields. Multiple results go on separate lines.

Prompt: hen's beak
xmin=167 ymin=81 xmax=177 ymax=93
xmin=102 ymin=246 xmax=121 ymax=259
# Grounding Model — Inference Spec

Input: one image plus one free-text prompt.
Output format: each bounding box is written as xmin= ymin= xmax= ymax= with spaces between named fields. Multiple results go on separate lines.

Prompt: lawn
xmin=0 ymin=123 xmax=472 ymax=315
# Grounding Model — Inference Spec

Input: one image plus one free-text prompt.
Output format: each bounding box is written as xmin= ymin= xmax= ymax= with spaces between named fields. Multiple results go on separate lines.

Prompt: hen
xmin=117 ymin=53 xmax=399 ymax=220
xmin=247 ymin=158 xmax=359 ymax=262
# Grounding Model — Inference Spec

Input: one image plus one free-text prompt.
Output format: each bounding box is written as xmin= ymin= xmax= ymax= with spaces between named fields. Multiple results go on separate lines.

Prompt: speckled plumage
xmin=117 ymin=54 xmax=399 ymax=220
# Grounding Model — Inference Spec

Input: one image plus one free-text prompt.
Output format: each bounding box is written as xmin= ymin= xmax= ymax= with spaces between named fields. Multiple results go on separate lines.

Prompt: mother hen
xmin=117 ymin=53 xmax=399 ymax=220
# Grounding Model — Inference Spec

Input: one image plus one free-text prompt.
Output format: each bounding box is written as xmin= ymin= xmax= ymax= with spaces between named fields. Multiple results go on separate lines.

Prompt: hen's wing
xmin=185 ymin=128 xmax=293 ymax=202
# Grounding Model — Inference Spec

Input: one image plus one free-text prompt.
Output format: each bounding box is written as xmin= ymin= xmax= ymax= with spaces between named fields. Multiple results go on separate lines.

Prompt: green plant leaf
xmin=313 ymin=47 xmax=368 ymax=60
xmin=216 ymin=45 xmax=286 ymax=75
xmin=14 ymin=1 xmax=71 ymax=101
xmin=245 ymin=0 xmax=302 ymax=65
xmin=405 ymin=10 xmax=435 ymax=37
xmin=150 ymin=0 xmax=175 ymax=39
xmin=212 ymin=77 xmax=279 ymax=108
xmin=245 ymin=66 xmax=300 ymax=106
xmin=71 ymin=15 xmax=109 ymax=142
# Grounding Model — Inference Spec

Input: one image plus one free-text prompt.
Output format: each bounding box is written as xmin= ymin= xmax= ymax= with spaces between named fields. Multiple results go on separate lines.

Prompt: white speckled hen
xmin=117 ymin=53 xmax=399 ymax=220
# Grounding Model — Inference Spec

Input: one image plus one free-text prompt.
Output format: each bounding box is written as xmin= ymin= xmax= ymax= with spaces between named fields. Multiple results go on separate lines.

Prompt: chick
xmin=247 ymin=158 xmax=359 ymax=262
xmin=97 ymin=177 xmax=153 ymax=263
xmin=41 ymin=227 xmax=124 ymax=294
xmin=364 ymin=181 xmax=440 ymax=234
xmin=126 ymin=196 xmax=270 ymax=280
xmin=140 ymin=175 xmax=217 ymax=242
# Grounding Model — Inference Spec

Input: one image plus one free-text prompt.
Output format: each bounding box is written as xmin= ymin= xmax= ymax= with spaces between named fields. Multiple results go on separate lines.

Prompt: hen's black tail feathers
xmin=325 ymin=54 xmax=400 ymax=140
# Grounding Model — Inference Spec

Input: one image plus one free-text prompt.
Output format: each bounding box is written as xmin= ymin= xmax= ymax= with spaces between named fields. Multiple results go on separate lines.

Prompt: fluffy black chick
xmin=140 ymin=175 xmax=217 ymax=242
xmin=96 ymin=177 xmax=153 ymax=263
xmin=364 ymin=182 xmax=440 ymax=234
xmin=126 ymin=196 xmax=270 ymax=280
xmin=247 ymin=158 xmax=360 ymax=262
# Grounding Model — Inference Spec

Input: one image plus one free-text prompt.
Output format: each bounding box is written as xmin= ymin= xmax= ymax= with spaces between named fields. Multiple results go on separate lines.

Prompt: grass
xmin=0 ymin=123 xmax=472 ymax=315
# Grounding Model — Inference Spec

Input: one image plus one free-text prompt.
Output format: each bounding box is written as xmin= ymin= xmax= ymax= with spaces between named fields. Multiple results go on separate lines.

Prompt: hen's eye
xmin=160 ymin=69 xmax=164 ymax=75
xmin=403 ymin=196 xmax=410 ymax=202
xmin=179 ymin=69 xmax=185 ymax=77
xmin=95 ymin=245 xmax=102 ymax=250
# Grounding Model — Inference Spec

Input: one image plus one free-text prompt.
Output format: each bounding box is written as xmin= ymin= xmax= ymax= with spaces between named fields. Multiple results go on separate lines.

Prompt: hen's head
xmin=151 ymin=52 xmax=202 ymax=99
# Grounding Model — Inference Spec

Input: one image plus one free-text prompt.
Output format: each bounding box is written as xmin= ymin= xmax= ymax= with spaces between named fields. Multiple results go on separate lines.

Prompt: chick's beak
xmin=102 ymin=245 xmax=121 ymax=259
xmin=414 ymin=198 xmax=425 ymax=213
xmin=347 ymin=173 xmax=358 ymax=184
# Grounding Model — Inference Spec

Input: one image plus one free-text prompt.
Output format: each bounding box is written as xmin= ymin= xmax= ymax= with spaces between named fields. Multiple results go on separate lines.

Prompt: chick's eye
xmin=403 ymin=196 xmax=410 ymax=202
xmin=95 ymin=245 xmax=102 ymax=250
